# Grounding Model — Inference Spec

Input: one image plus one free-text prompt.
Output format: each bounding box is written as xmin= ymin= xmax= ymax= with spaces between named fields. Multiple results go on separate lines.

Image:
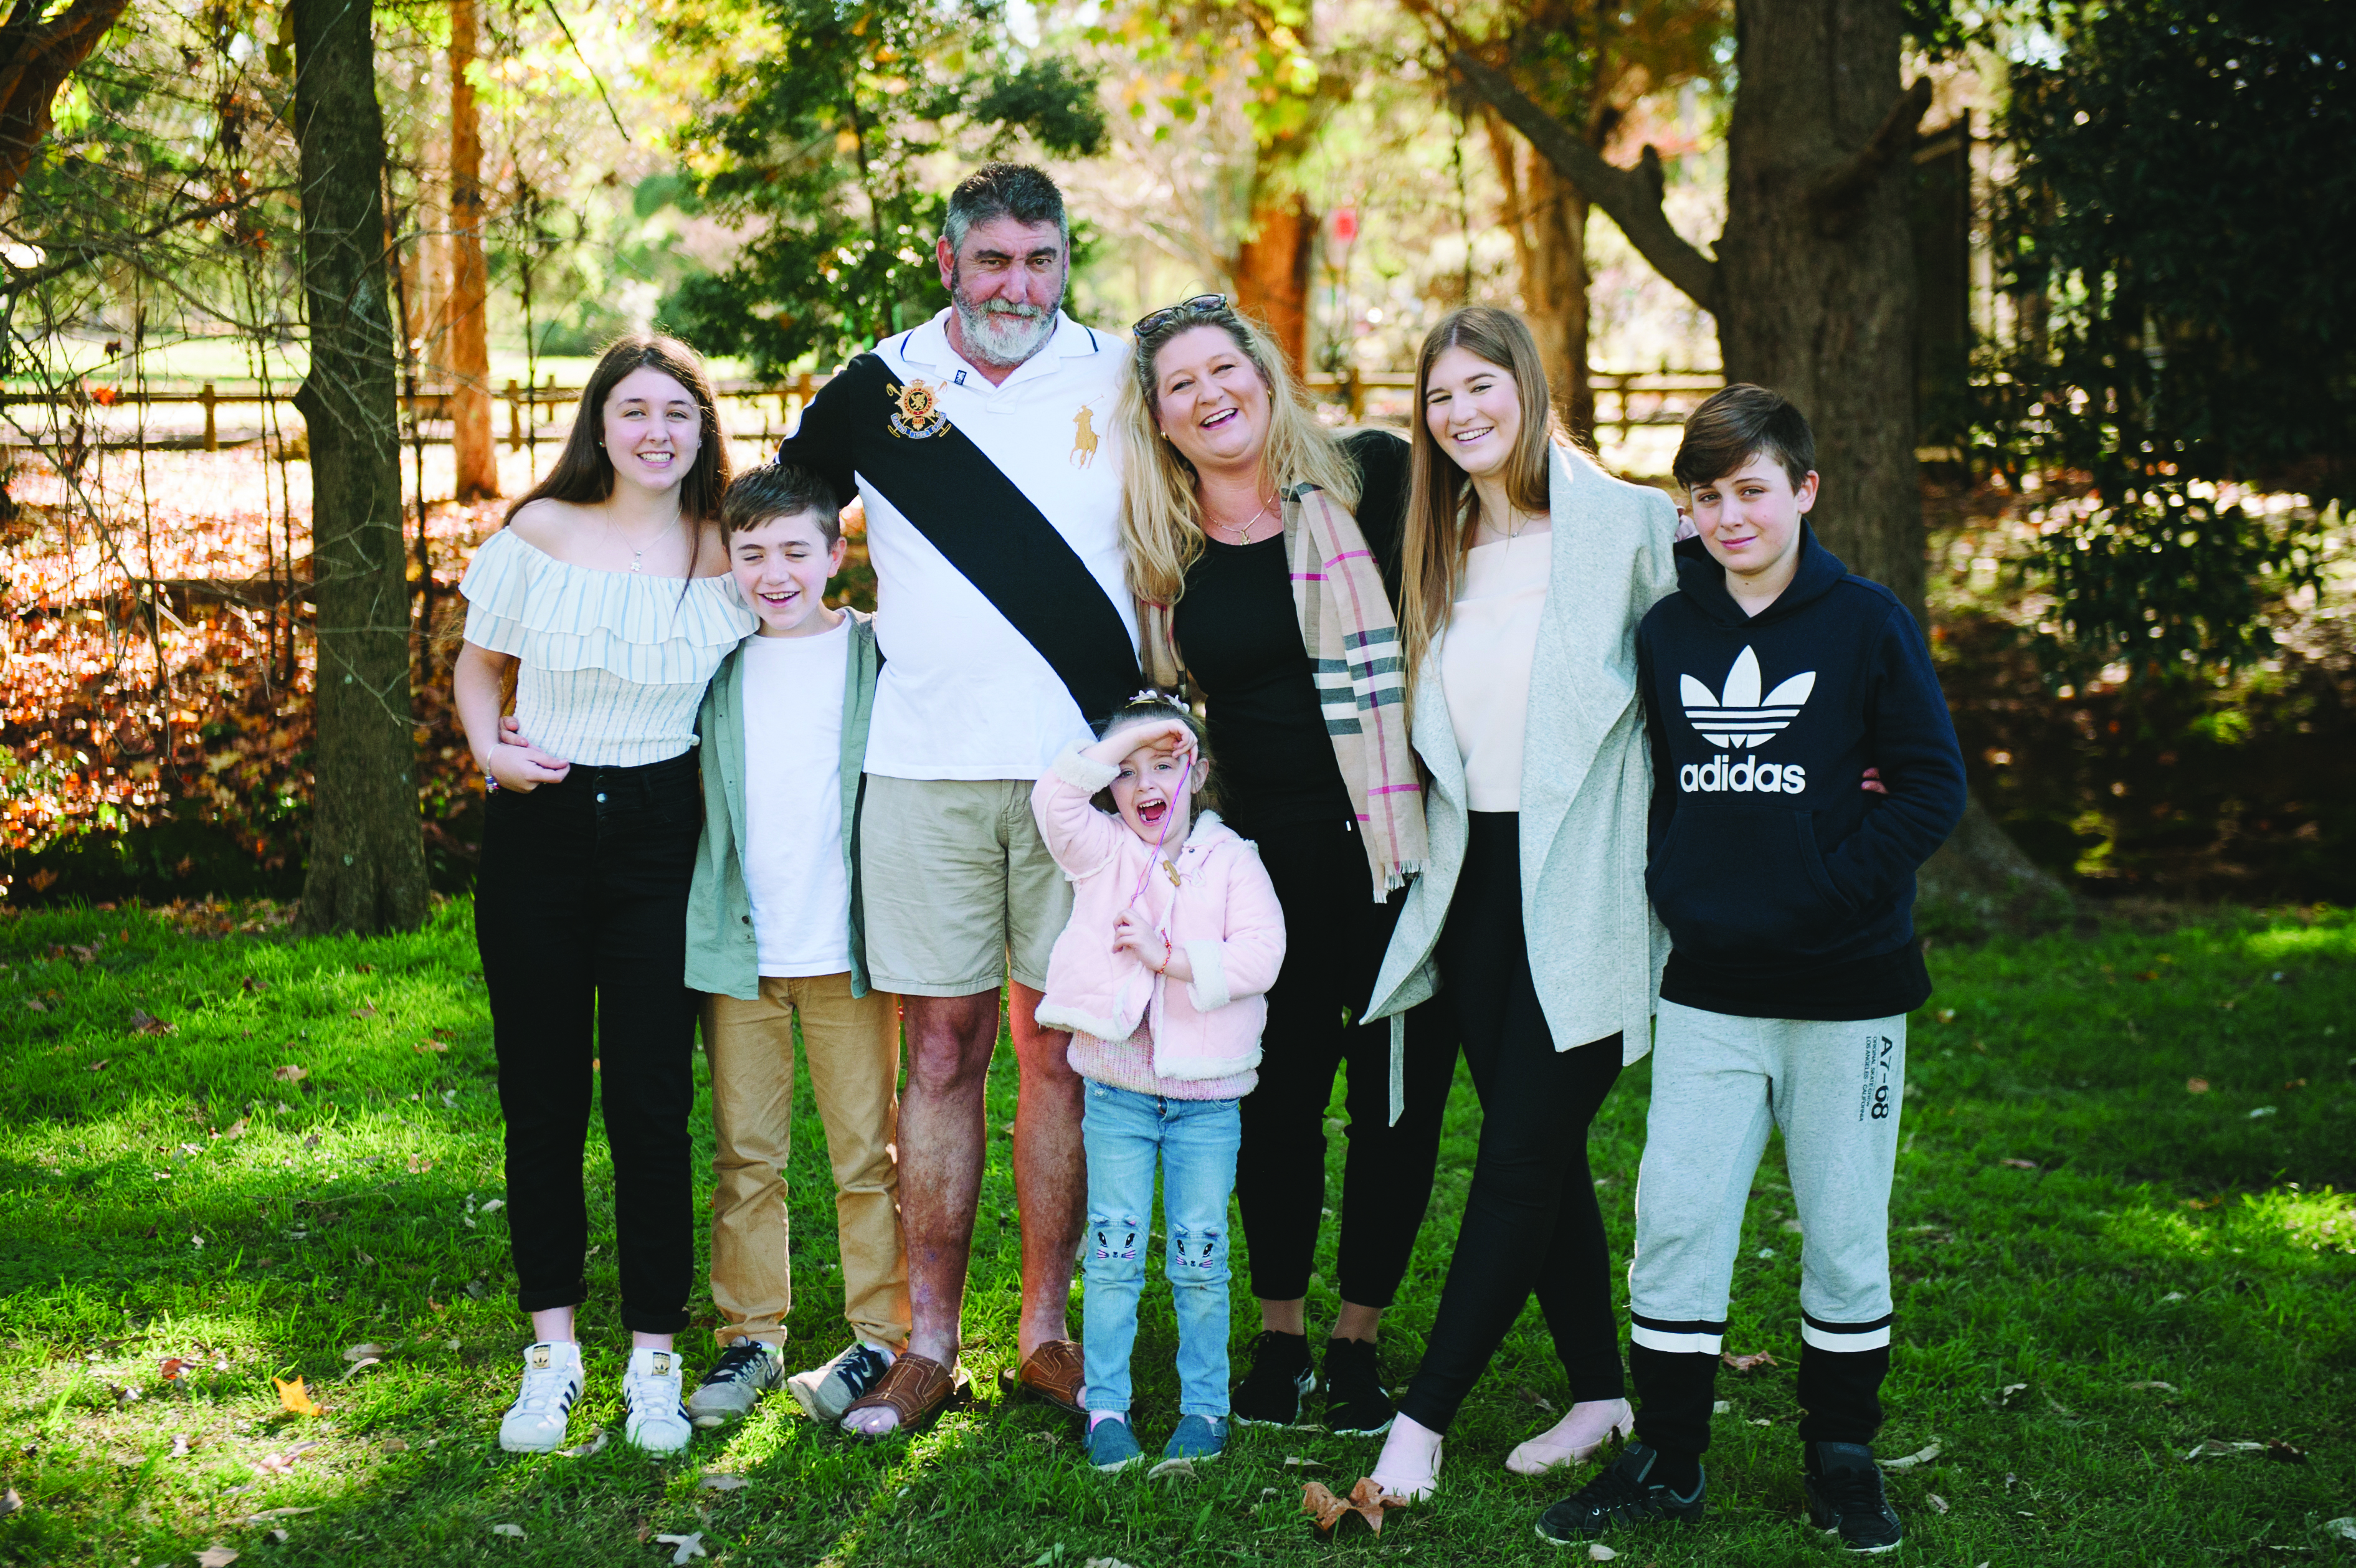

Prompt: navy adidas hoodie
xmin=1636 ymin=525 xmax=1967 ymax=1020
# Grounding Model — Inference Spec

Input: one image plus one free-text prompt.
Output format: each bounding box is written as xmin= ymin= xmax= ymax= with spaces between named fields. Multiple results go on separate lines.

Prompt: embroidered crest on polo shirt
xmin=1070 ymin=402 xmax=1100 ymax=468
xmin=887 ymin=376 xmax=950 ymax=439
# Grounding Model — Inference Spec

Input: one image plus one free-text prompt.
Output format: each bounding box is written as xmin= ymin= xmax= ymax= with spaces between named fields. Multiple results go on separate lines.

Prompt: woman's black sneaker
xmin=1534 ymin=1442 xmax=1706 ymax=1546
xmin=1322 ymin=1338 xmax=1395 ymax=1436
xmin=1804 ymin=1442 xmax=1905 ymax=1554
xmin=1230 ymin=1329 xmax=1315 ymax=1426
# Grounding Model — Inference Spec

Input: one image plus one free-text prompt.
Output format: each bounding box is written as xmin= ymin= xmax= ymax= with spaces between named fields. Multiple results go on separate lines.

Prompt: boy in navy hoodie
xmin=1537 ymin=386 xmax=1965 ymax=1554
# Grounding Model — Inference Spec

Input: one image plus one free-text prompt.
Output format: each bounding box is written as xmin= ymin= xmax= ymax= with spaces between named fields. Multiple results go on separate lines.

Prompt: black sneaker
xmin=1805 ymin=1442 xmax=1904 ymax=1554
xmin=1230 ymin=1330 xmax=1315 ymax=1427
xmin=1323 ymin=1338 xmax=1395 ymax=1437
xmin=1534 ymin=1442 xmax=1706 ymax=1546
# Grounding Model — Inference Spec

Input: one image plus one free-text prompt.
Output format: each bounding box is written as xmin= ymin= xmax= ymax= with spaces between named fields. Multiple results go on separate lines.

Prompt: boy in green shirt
xmin=683 ymin=463 xmax=908 ymax=1425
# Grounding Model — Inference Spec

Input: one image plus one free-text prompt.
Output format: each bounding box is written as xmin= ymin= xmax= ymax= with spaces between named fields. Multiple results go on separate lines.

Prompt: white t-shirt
xmin=850 ymin=310 xmax=1136 ymax=781
xmin=1441 ymin=528 xmax=1554 ymax=813
xmin=739 ymin=619 xmax=854 ymax=977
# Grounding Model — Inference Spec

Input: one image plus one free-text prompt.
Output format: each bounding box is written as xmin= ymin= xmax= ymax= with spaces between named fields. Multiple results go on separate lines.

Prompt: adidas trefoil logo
xmin=1680 ymin=645 xmax=1816 ymax=749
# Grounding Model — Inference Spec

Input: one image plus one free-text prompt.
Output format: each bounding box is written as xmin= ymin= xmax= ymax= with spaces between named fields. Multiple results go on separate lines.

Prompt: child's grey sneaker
xmin=786 ymin=1342 xmax=896 ymax=1424
xmin=498 ymin=1341 xmax=584 ymax=1454
xmin=1162 ymin=1414 xmax=1228 ymax=1461
xmin=687 ymin=1338 xmax=783 ymax=1428
xmin=1086 ymin=1417 xmax=1144 ymax=1472
xmin=1804 ymin=1442 xmax=1905 ymax=1554
xmin=1534 ymin=1442 xmax=1706 ymax=1544
xmin=621 ymin=1347 xmax=694 ymax=1455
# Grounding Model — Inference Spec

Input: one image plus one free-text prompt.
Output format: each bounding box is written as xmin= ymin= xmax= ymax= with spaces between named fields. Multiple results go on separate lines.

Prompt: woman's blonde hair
xmin=1398 ymin=306 xmax=1570 ymax=700
xmin=1118 ymin=304 xmax=1361 ymax=608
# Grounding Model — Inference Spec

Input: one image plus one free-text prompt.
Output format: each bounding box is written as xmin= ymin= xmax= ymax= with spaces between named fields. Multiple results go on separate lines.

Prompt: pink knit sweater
xmin=1068 ymin=1017 xmax=1258 ymax=1100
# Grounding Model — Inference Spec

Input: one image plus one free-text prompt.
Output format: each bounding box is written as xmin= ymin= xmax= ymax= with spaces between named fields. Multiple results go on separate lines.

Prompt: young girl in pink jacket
xmin=1030 ymin=695 xmax=1286 ymax=1471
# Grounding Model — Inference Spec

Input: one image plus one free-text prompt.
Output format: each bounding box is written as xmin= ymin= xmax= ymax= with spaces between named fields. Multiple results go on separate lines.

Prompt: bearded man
xmin=772 ymin=163 xmax=1139 ymax=1437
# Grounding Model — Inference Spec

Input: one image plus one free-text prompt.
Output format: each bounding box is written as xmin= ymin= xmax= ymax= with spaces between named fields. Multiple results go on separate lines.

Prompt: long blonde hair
xmin=1118 ymin=305 xmax=1361 ymax=608
xmin=1398 ymin=306 xmax=1570 ymax=699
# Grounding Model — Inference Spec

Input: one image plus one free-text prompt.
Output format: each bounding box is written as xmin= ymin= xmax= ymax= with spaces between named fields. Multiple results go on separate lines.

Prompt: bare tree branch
xmin=1808 ymin=77 xmax=1935 ymax=235
xmin=1448 ymin=49 xmax=1721 ymax=315
xmin=0 ymin=192 xmax=281 ymax=297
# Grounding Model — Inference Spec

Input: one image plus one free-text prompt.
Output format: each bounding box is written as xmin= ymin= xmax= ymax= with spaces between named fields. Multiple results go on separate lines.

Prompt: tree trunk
xmin=0 ymin=0 xmax=131 ymax=207
xmin=1714 ymin=0 xmax=1921 ymax=617
xmin=1446 ymin=1 xmax=2067 ymax=913
xmin=447 ymin=0 xmax=498 ymax=501
xmin=1485 ymin=120 xmax=1596 ymax=437
xmin=290 ymin=0 xmax=430 ymax=936
xmin=1232 ymin=188 xmax=1314 ymax=379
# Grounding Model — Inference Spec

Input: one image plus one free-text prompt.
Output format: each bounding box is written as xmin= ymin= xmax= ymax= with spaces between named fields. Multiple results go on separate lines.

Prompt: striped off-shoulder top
xmin=458 ymin=528 xmax=756 ymax=768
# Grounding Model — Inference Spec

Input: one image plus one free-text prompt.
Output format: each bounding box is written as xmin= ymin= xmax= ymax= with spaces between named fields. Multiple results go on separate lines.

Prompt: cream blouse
xmin=1439 ymin=526 xmax=1554 ymax=812
xmin=458 ymin=528 xmax=755 ymax=768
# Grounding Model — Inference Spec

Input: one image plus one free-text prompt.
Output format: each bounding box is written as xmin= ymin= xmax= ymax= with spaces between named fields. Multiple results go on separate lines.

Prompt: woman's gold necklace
xmin=1211 ymin=495 xmax=1278 ymax=543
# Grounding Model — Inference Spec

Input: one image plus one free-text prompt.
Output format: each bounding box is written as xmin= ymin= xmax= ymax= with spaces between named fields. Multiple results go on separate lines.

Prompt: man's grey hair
xmin=941 ymin=163 xmax=1070 ymax=255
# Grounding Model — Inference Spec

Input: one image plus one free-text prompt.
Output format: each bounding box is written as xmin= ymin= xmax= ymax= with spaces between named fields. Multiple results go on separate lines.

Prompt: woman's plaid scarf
xmin=1139 ymin=484 xmax=1426 ymax=899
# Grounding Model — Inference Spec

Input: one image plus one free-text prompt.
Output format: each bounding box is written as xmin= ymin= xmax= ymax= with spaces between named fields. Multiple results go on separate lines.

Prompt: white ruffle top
xmin=1440 ymin=526 xmax=1554 ymax=813
xmin=458 ymin=528 xmax=756 ymax=768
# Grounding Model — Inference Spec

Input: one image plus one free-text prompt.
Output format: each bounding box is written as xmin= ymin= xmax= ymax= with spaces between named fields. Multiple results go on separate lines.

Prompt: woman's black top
xmin=1172 ymin=428 xmax=1412 ymax=831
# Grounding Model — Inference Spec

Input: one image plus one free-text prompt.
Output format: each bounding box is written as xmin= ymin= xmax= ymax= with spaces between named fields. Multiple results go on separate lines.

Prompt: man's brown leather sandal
xmin=840 ymin=1352 xmax=970 ymax=1440
xmin=998 ymin=1338 xmax=1087 ymax=1416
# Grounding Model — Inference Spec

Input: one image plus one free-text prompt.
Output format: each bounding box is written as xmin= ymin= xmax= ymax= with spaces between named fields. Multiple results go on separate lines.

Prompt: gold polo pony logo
xmin=888 ymin=377 xmax=949 ymax=439
xmin=1070 ymin=403 xmax=1100 ymax=468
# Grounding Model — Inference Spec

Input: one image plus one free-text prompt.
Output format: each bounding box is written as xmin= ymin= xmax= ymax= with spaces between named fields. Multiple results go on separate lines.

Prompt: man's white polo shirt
xmin=824 ymin=308 xmax=1131 ymax=781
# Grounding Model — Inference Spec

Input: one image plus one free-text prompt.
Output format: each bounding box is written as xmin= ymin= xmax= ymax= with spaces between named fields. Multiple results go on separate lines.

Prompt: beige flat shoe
xmin=1506 ymin=1397 xmax=1635 ymax=1476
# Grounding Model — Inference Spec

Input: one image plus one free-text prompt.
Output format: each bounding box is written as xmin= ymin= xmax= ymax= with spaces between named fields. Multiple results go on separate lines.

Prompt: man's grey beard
xmin=950 ymin=269 xmax=1064 ymax=366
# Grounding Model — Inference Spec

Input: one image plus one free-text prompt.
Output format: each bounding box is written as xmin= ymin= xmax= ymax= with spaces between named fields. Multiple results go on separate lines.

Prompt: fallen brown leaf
xmin=129 ymin=1010 xmax=176 ymax=1037
xmin=1721 ymin=1349 xmax=1780 ymax=1372
xmin=159 ymin=1357 xmax=191 ymax=1380
xmin=2000 ymin=1158 xmax=2039 ymax=1170
xmin=2187 ymin=1078 xmax=2211 ymax=1094
xmin=221 ymin=1118 xmax=249 ymax=1140
xmin=350 ymin=1005 xmax=377 ymax=1019
xmin=413 ymin=1040 xmax=449 ymax=1053
xmin=272 ymin=1376 xmax=324 ymax=1418
xmin=1301 ymin=1477 xmax=1408 ymax=1536
xmin=272 ymin=1065 xmax=306 ymax=1083
xmin=196 ymin=1547 xmax=238 ymax=1567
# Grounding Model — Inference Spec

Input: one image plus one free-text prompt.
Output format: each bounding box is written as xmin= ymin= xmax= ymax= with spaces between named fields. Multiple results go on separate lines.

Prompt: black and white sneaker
xmin=1230 ymin=1330 xmax=1315 ymax=1427
xmin=786 ymin=1342 xmax=896 ymax=1424
xmin=1534 ymin=1442 xmax=1706 ymax=1546
xmin=1323 ymin=1338 xmax=1395 ymax=1436
xmin=497 ymin=1340 xmax=584 ymax=1453
xmin=686 ymin=1337 xmax=784 ymax=1428
xmin=1804 ymin=1442 xmax=1905 ymax=1554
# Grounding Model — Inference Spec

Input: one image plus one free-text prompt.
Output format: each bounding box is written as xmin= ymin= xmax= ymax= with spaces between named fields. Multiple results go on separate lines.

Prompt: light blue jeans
xmin=1081 ymin=1081 xmax=1242 ymax=1418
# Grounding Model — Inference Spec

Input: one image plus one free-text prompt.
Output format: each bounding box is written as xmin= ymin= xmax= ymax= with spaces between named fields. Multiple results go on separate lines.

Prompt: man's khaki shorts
xmin=859 ymin=774 xmax=1073 ymax=997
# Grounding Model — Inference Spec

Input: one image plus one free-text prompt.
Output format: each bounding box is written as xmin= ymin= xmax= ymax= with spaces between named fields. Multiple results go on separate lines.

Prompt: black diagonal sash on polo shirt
xmin=840 ymin=353 xmax=1140 ymax=725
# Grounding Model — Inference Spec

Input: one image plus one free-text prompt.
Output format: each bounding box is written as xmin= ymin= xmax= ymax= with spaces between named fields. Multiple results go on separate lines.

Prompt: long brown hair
xmin=1398 ymin=306 xmax=1569 ymax=702
xmin=1117 ymin=305 xmax=1360 ymax=608
xmin=502 ymin=332 xmax=733 ymax=568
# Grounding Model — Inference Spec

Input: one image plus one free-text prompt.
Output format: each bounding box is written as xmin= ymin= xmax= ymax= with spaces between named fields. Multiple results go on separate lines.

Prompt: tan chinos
xmin=703 ymin=972 xmax=911 ymax=1351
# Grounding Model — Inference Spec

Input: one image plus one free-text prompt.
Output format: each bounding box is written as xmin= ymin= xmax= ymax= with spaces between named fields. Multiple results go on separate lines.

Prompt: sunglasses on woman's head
xmin=1133 ymin=294 xmax=1233 ymax=338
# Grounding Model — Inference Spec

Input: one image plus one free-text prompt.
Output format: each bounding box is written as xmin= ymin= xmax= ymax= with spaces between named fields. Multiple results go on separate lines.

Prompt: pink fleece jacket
xmin=1030 ymin=743 xmax=1287 ymax=1084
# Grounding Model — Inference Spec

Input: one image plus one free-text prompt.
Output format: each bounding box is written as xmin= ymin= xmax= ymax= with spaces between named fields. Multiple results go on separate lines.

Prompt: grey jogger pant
xmin=1628 ymin=1000 xmax=1906 ymax=1452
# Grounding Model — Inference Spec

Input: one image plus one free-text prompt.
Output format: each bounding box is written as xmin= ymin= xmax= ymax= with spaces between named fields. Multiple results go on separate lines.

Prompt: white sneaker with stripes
xmin=498 ymin=1341 xmax=584 ymax=1453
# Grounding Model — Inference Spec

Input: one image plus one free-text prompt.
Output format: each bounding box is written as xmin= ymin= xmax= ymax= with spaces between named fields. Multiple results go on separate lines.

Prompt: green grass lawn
xmin=1 ymin=898 xmax=2350 ymax=1566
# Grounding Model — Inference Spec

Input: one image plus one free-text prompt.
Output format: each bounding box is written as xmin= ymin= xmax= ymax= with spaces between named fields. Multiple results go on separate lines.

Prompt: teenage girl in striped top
xmin=452 ymin=334 xmax=755 ymax=1456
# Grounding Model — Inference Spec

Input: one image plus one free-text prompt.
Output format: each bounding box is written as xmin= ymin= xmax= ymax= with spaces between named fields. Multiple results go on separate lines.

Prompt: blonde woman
xmin=1122 ymin=296 xmax=1449 ymax=1438
xmin=1361 ymin=307 xmax=1679 ymax=1501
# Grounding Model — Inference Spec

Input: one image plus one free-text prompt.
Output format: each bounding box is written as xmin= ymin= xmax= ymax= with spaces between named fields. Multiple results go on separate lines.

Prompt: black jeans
xmin=1233 ymin=815 xmax=1454 ymax=1308
xmin=475 ymin=750 xmax=701 ymax=1336
xmin=1397 ymin=811 xmax=1626 ymax=1432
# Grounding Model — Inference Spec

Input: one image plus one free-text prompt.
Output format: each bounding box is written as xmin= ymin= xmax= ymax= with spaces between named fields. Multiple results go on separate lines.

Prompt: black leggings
xmin=1397 ymin=810 xmax=1626 ymax=1431
xmin=1234 ymin=815 xmax=1455 ymax=1308
xmin=475 ymin=751 xmax=702 ymax=1336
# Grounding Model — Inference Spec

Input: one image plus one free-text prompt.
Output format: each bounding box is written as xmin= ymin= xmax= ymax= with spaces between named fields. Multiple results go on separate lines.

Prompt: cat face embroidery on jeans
xmin=1094 ymin=1224 xmax=1140 ymax=1261
xmin=1169 ymin=1229 xmax=1222 ymax=1270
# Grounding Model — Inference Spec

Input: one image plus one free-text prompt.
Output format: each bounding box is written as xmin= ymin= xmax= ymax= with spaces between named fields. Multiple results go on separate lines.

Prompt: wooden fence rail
xmin=4 ymin=369 xmax=1724 ymax=452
